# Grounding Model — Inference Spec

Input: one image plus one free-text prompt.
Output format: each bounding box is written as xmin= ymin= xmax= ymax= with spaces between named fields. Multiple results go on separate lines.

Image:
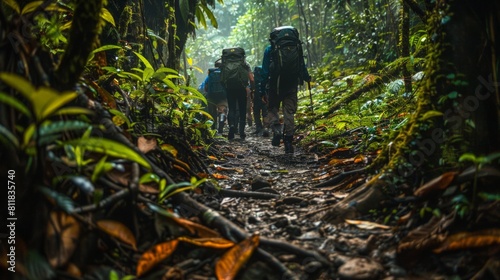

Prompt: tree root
xmin=172 ymin=192 xmax=330 ymax=275
xmin=219 ymin=189 xmax=280 ymax=199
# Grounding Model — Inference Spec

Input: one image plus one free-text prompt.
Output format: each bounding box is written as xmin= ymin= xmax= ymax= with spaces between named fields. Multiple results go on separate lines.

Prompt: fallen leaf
xmin=212 ymin=173 xmax=229 ymax=180
xmin=161 ymin=143 xmax=178 ymax=157
xmin=138 ymin=136 xmax=157 ymax=154
xmin=353 ymin=154 xmax=367 ymax=164
xmin=215 ymin=234 xmax=260 ymax=280
xmin=223 ymin=152 xmax=236 ymax=158
xmin=171 ymin=217 xmax=220 ymax=238
xmin=136 ymin=239 xmax=179 ymax=277
xmin=96 ymin=220 xmax=137 ymax=250
xmin=178 ymin=236 xmax=235 ymax=249
xmin=45 ymin=211 xmax=81 ymax=268
xmin=208 ymin=155 xmax=218 ymax=161
xmin=414 ymin=171 xmax=457 ymax=197
xmin=345 ymin=219 xmax=391 ymax=230
xmin=433 ymin=229 xmax=500 ymax=253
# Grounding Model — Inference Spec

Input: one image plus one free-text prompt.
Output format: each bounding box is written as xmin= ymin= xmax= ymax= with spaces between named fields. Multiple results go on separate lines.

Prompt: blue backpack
xmin=207 ymin=68 xmax=225 ymax=101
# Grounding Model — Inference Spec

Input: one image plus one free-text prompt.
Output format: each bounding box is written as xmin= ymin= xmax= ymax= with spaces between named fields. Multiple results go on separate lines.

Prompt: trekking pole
xmin=307 ymin=81 xmax=317 ymax=142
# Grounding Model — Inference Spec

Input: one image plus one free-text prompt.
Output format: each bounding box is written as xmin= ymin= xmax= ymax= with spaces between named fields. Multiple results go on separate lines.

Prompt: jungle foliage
xmin=0 ymin=0 xmax=499 ymax=279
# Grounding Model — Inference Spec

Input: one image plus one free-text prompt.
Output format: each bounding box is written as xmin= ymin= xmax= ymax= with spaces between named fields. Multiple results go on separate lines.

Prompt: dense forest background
xmin=1 ymin=0 xmax=499 ymax=279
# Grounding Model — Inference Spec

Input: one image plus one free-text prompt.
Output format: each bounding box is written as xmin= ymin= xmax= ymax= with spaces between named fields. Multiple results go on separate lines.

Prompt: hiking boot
xmin=252 ymin=127 xmax=263 ymax=135
xmin=218 ymin=121 xmax=224 ymax=134
xmin=272 ymin=132 xmax=281 ymax=146
xmin=228 ymin=127 xmax=235 ymax=140
xmin=284 ymin=135 xmax=294 ymax=154
xmin=239 ymin=126 xmax=246 ymax=140
xmin=262 ymin=129 xmax=270 ymax=137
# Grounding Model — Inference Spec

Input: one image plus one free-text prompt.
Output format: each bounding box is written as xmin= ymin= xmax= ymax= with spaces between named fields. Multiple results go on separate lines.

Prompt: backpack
xmin=220 ymin=47 xmax=248 ymax=89
xmin=269 ymin=26 xmax=304 ymax=87
xmin=206 ymin=68 xmax=225 ymax=101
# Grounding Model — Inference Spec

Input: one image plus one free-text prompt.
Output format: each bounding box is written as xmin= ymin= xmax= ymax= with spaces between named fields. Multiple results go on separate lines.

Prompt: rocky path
xmin=204 ymin=129 xmax=409 ymax=280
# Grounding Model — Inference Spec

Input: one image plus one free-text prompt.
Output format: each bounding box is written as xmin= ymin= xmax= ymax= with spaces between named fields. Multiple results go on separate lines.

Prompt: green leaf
xmin=133 ymin=51 xmax=153 ymax=70
xmin=38 ymin=89 xmax=78 ymax=120
xmin=478 ymin=192 xmax=500 ymax=201
xmin=140 ymin=173 xmax=160 ymax=184
xmin=459 ymin=153 xmax=477 ymax=163
xmin=447 ymin=91 xmax=458 ymax=99
xmin=40 ymin=121 xmax=90 ymax=137
xmin=200 ymin=3 xmax=217 ymax=28
xmin=195 ymin=6 xmax=207 ymax=29
xmin=23 ymin=124 xmax=36 ymax=147
xmin=3 ymin=0 xmax=20 ymax=14
xmin=0 ymin=72 xmax=36 ymax=99
xmin=179 ymin=0 xmax=189 ymax=23
xmin=100 ymin=7 xmax=116 ymax=26
xmin=0 ymin=92 xmax=32 ymax=118
xmin=109 ymin=109 xmax=131 ymax=127
xmin=53 ymin=107 xmax=94 ymax=117
xmin=63 ymin=138 xmax=151 ymax=170
xmin=0 ymin=124 xmax=19 ymax=149
xmin=147 ymin=202 xmax=175 ymax=218
xmin=88 ymin=45 xmax=121 ymax=62
xmin=420 ymin=110 xmax=443 ymax=121
xmin=143 ymin=67 xmax=155 ymax=82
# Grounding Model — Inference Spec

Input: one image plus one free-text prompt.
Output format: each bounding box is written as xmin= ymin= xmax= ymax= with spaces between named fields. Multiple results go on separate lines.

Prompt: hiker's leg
xmin=237 ymin=87 xmax=247 ymax=139
xmin=268 ymin=90 xmax=282 ymax=146
xmin=282 ymin=88 xmax=298 ymax=153
xmin=246 ymin=89 xmax=253 ymax=127
xmin=226 ymin=90 xmax=237 ymax=139
xmin=252 ymin=94 xmax=263 ymax=133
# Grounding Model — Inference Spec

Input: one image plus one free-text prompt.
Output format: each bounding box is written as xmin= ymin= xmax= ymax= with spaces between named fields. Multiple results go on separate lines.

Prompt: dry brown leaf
xmin=97 ymin=220 xmax=137 ymax=250
xmin=138 ymin=136 xmax=158 ymax=154
xmin=139 ymin=182 xmax=159 ymax=194
xmin=223 ymin=152 xmax=236 ymax=158
xmin=414 ymin=171 xmax=457 ymax=197
xmin=215 ymin=234 xmax=260 ymax=280
xmin=312 ymin=172 xmax=333 ymax=181
xmin=353 ymin=154 xmax=367 ymax=164
xmin=136 ymin=239 xmax=179 ymax=277
xmin=161 ymin=144 xmax=178 ymax=157
xmin=45 ymin=211 xmax=81 ymax=268
xmin=319 ymin=147 xmax=351 ymax=160
xmin=345 ymin=219 xmax=391 ymax=230
xmin=208 ymin=155 xmax=218 ymax=161
xmin=433 ymin=229 xmax=500 ymax=253
xmin=173 ymin=164 xmax=189 ymax=174
xmin=178 ymin=236 xmax=235 ymax=249
xmin=172 ymin=217 xmax=220 ymax=238
xmin=212 ymin=173 xmax=229 ymax=180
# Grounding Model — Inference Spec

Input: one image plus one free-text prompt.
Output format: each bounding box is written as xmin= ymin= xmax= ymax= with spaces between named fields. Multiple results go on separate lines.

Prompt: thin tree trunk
xmin=400 ymin=0 xmax=412 ymax=94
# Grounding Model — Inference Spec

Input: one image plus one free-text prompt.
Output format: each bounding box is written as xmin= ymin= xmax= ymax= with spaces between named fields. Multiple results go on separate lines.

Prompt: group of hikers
xmin=198 ymin=26 xmax=311 ymax=154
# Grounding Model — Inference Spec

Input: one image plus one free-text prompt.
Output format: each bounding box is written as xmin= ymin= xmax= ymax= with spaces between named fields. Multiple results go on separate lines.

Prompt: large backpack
xmin=269 ymin=26 xmax=304 ymax=87
xmin=220 ymin=47 xmax=248 ymax=89
xmin=206 ymin=68 xmax=225 ymax=101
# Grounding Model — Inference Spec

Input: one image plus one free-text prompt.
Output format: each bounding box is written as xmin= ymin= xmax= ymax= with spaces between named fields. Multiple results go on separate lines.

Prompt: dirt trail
xmin=207 ymin=128 xmax=407 ymax=280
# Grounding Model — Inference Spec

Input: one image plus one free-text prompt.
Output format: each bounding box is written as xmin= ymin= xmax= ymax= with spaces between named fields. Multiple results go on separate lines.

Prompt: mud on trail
xmin=202 ymin=129 xmax=404 ymax=280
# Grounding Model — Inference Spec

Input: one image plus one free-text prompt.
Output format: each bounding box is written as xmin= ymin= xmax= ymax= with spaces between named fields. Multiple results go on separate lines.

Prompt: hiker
xmin=220 ymin=47 xmax=254 ymax=140
xmin=252 ymin=66 xmax=269 ymax=136
xmin=260 ymin=26 xmax=311 ymax=153
xmin=199 ymin=60 xmax=227 ymax=134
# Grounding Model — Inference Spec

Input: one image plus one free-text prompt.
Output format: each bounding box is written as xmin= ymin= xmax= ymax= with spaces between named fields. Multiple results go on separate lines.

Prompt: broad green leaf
xmin=147 ymin=29 xmax=168 ymax=44
xmin=180 ymin=85 xmax=206 ymax=104
xmin=200 ymin=3 xmax=217 ymax=28
xmin=195 ymin=6 xmax=207 ymax=29
xmin=140 ymin=173 xmax=160 ymax=184
xmin=120 ymin=71 xmax=142 ymax=82
xmin=163 ymin=78 xmax=179 ymax=92
xmin=3 ymin=0 xmax=20 ymax=14
xmin=179 ymin=0 xmax=189 ymax=23
xmin=143 ymin=67 xmax=155 ymax=82
xmin=21 ymin=1 xmax=68 ymax=14
xmin=109 ymin=109 xmax=131 ymax=127
xmin=0 ymin=72 xmax=35 ymax=99
xmin=64 ymin=138 xmax=151 ymax=170
xmin=37 ymin=89 xmax=78 ymax=120
xmin=0 ymin=124 xmax=19 ymax=149
xmin=420 ymin=110 xmax=443 ymax=121
xmin=91 ymin=156 xmax=108 ymax=182
xmin=0 ymin=92 xmax=32 ymax=118
xmin=88 ymin=45 xmax=121 ymax=62
xmin=23 ymin=124 xmax=36 ymax=147
xmin=54 ymin=107 xmax=94 ymax=117
xmin=100 ymin=7 xmax=115 ymax=26
xmin=155 ymin=67 xmax=179 ymax=75
xmin=459 ymin=153 xmax=477 ymax=163
xmin=147 ymin=202 xmax=175 ymax=217
xmin=133 ymin=51 xmax=153 ymax=70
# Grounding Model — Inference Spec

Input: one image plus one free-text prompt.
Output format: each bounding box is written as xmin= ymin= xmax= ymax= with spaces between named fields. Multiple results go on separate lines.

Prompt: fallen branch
xmin=219 ymin=189 xmax=280 ymax=200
